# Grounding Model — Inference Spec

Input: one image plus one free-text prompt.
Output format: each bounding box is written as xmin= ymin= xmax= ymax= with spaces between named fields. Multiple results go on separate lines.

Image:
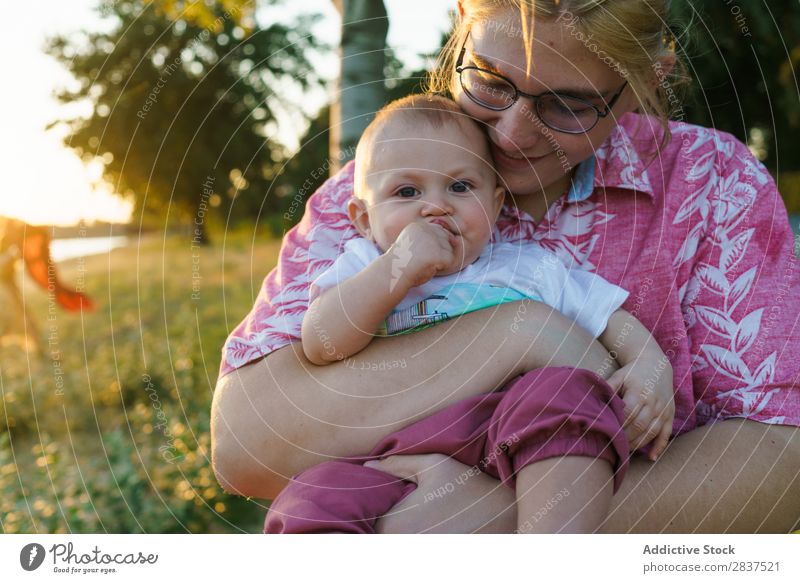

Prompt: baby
xmin=303 ymin=95 xmax=631 ymax=353
xmin=267 ymin=95 xmax=674 ymax=534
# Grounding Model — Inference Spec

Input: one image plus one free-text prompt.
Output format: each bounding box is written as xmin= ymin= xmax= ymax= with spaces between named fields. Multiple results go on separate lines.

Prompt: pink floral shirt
xmin=221 ymin=113 xmax=800 ymax=434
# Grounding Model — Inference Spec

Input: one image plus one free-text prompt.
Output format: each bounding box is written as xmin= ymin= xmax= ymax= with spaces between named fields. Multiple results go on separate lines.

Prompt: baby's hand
xmin=388 ymin=221 xmax=456 ymax=288
xmin=606 ymin=352 xmax=675 ymax=461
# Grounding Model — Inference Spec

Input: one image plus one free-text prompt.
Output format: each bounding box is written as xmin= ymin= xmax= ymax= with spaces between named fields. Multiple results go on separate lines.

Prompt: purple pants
xmin=265 ymin=367 xmax=630 ymax=533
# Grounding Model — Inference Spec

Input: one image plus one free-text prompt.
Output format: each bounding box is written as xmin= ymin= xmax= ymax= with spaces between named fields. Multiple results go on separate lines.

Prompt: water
xmin=44 ymin=216 xmax=799 ymax=262
xmin=50 ymin=236 xmax=129 ymax=262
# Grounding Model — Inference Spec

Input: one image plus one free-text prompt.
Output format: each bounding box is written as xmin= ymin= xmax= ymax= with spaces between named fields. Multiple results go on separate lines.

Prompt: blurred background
xmin=1 ymin=0 xmax=799 ymax=533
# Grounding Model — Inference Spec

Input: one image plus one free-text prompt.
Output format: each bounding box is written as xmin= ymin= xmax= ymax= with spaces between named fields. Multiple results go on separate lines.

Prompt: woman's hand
xmin=365 ymin=453 xmax=516 ymax=533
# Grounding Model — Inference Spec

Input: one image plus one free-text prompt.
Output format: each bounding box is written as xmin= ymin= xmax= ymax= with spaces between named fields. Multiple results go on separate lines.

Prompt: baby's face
xmin=354 ymin=119 xmax=504 ymax=274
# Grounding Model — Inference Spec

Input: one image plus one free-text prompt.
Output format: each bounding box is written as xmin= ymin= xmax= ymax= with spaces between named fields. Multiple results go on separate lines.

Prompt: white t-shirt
xmin=310 ymin=237 xmax=629 ymax=338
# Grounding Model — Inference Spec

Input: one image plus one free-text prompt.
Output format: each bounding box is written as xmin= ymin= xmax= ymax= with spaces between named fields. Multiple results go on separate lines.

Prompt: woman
xmin=212 ymin=0 xmax=800 ymax=532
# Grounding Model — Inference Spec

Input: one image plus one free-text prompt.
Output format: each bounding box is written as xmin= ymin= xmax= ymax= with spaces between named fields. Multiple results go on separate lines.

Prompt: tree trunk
xmin=330 ymin=0 xmax=389 ymax=174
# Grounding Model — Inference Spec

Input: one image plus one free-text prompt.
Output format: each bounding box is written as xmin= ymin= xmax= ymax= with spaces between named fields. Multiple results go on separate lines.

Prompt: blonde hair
xmin=427 ymin=0 xmax=689 ymax=147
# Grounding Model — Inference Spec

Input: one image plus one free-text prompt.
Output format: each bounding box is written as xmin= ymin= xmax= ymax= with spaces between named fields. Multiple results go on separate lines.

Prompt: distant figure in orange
xmin=0 ymin=216 xmax=94 ymax=354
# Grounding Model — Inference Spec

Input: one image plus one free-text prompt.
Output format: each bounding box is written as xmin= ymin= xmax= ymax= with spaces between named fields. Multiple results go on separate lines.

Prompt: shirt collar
xmin=499 ymin=117 xmax=655 ymax=220
xmin=590 ymin=119 xmax=655 ymax=200
xmin=551 ymin=119 xmax=657 ymax=204
xmin=566 ymin=155 xmax=596 ymax=202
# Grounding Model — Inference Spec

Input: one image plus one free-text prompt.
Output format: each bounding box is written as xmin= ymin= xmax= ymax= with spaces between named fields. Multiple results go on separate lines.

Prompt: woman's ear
xmin=651 ymin=53 xmax=676 ymax=86
xmin=457 ymin=0 xmax=465 ymax=18
xmin=347 ymin=197 xmax=372 ymax=240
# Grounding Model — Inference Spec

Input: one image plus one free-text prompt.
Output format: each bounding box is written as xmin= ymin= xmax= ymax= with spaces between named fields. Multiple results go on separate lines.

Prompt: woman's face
xmin=453 ymin=10 xmax=635 ymax=197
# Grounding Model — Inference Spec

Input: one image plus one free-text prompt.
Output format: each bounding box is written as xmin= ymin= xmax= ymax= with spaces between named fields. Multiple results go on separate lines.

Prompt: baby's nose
xmin=420 ymin=191 xmax=453 ymax=215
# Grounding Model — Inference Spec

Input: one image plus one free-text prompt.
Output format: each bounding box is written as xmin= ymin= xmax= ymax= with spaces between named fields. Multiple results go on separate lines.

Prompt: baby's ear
xmin=347 ymin=197 xmax=372 ymax=240
xmin=492 ymin=185 xmax=506 ymax=218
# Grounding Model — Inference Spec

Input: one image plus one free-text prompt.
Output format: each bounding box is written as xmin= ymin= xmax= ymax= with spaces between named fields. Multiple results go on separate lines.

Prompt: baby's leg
xmin=515 ymin=456 xmax=613 ymax=533
xmin=265 ymin=460 xmax=416 ymax=533
xmin=482 ymin=367 xmax=629 ymax=534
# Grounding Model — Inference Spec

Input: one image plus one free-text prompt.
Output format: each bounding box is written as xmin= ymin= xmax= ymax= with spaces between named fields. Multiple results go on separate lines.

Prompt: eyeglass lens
xmin=460 ymin=68 xmax=603 ymax=133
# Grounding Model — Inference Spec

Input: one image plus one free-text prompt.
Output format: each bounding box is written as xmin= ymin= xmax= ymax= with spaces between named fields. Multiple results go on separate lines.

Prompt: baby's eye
xmin=450 ymin=180 xmax=473 ymax=193
xmin=396 ymin=186 xmax=419 ymax=198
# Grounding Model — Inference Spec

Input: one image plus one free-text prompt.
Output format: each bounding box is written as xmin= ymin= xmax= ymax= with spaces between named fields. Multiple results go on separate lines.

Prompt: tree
xmin=150 ymin=0 xmax=255 ymax=31
xmin=276 ymin=39 xmax=437 ymax=233
xmin=46 ymin=0 xmax=324 ymax=242
xmin=675 ymin=1 xmax=800 ymax=171
xmin=329 ymin=0 xmax=389 ymax=172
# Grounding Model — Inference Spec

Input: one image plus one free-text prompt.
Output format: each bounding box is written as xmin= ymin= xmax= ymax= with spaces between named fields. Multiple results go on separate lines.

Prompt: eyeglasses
xmin=455 ymin=33 xmax=628 ymax=134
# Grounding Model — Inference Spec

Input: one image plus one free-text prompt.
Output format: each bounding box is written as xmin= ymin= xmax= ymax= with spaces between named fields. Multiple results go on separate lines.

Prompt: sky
xmin=0 ymin=0 xmax=453 ymax=226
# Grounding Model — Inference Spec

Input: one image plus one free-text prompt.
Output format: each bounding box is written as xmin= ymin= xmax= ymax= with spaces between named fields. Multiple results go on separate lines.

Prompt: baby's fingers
xmin=621 ymin=392 xmax=645 ymax=429
xmin=626 ymin=407 xmax=659 ymax=451
xmin=648 ymin=419 xmax=673 ymax=462
xmin=606 ymin=369 xmax=627 ymax=395
xmin=636 ymin=415 xmax=671 ymax=453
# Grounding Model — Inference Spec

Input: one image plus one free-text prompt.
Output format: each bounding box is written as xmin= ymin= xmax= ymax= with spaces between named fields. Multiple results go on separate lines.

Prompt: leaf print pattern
xmin=673 ymin=126 xmax=790 ymax=423
xmin=523 ymin=200 xmax=616 ymax=272
xmin=220 ymin=115 xmax=800 ymax=431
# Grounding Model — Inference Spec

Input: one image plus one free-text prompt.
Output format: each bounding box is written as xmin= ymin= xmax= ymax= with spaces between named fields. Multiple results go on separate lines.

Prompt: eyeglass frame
xmin=454 ymin=32 xmax=629 ymax=134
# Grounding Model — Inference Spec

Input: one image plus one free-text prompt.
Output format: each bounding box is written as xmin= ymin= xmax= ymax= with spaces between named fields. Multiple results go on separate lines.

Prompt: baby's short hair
xmin=354 ymin=94 xmax=490 ymax=196
xmin=374 ymin=94 xmax=469 ymax=128
xmin=360 ymin=94 xmax=483 ymax=148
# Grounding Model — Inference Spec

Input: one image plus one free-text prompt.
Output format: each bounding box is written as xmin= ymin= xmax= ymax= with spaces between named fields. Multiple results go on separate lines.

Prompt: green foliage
xmin=674 ymin=1 xmax=800 ymax=171
xmin=151 ymin=0 xmax=256 ymax=32
xmin=777 ymin=171 xmax=800 ymax=214
xmin=45 ymin=0 xmax=325 ymax=239
xmin=0 ymin=234 xmax=279 ymax=532
xmin=275 ymin=42 xmax=441 ymax=232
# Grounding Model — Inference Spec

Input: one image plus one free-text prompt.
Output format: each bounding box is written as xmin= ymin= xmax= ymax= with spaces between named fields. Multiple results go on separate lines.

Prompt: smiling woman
xmin=214 ymin=0 xmax=800 ymax=535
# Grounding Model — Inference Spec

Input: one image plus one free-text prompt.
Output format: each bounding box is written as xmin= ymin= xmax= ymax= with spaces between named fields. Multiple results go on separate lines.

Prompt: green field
xmin=3 ymin=231 xmax=799 ymax=534
xmin=0 ymin=232 xmax=280 ymax=533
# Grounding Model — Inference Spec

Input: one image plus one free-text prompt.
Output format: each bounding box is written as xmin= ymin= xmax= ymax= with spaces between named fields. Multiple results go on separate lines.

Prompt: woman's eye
xmin=396 ymin=186 xmax=419 ymax=198
xmin=546 ymin=96 xmax=594 ymax=115
xmin=451 ymin=181 xmax=473 ymax=193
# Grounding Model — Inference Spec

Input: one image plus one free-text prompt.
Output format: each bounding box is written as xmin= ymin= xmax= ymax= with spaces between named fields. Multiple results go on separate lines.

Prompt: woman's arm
xmin=601 ymin=417 xmax=800 ymax=533
xmin=211 ymin=298 xmax=619 ymax=499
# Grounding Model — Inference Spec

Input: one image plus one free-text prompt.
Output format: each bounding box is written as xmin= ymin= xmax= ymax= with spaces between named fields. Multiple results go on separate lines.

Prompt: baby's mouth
xmin=429 ymin=218 xmax=458 ymax=236
xmin=429 ymin=218 xmax=462 ymax=248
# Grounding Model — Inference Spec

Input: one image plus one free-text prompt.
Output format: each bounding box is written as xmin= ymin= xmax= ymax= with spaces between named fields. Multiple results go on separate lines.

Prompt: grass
xmin=0 ymin=229 xmax=281 ymax=533
xmin=3 ymin=228 xmax=798 ymax=534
